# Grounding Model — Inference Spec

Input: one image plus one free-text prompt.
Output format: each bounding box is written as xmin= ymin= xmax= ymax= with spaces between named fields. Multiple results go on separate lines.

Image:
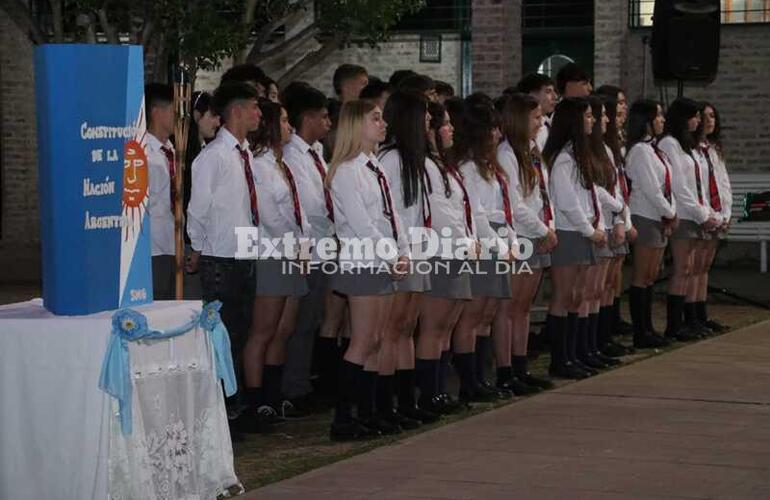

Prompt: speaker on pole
xmin=651 ymin=0 xmax=721 ymax=83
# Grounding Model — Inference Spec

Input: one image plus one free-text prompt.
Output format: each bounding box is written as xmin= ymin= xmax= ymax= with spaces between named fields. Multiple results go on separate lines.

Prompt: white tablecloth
xmin=0 ymin=299 xmax=239 ymax=500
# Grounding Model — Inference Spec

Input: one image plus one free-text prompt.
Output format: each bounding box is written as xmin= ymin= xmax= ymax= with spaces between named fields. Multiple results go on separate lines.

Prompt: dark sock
xmin=512 ymin=355 xmax=529 ymax=377
xmin=334 ymin=360 xmax=362 ymax=424
xmin=643 ymin=286 xmax=656 ymax=333
xmin=438 ymin=350 xmax=452 ymax=393
xmin=696 ymin=301 xmax=707 ymax=324
xmin=496 ymin=365 xmax=512 ymax=386
xmin=396 ymin=369 xmax=417 ymax=409
xmin=474 ymin=336 xmax=491 ymax=383
xmin=612 ymin=297 xmax=622 ymax=335
xmin=576 ymin=316 xmax=589 ymax=360
xmin=629 ymin=286 xmax=645 ymax=335
xmin=566 ymin=313 xmax=579 ymax=363
xmin=598 ymin=306 xmax=611 ymax=346
xmin=315 ymin=337 xmax=339 ymax=394
xmin=376 ymin=375 xmax=395 ymax=415
xmin=357 ymin=370 xmax=377 ymax=420
xmin=684 ymin=301 xmax=697 ymax=327
xmin=453 ymin=352 xmax=477 ymax=395
xmin=244 ymin=387 xmax=263 ymax=409
xmin=665 ymin=294 xmax=685 ymax=334
xmin=588 ymin=313 xmax=599 ymax=353
xmin=262 ymin=364 xmax=284 ymax=407
xmin=547 ymin=314 xmax=565 ymax=368
xmin=415 ymin=358 xmax=438 ymax=405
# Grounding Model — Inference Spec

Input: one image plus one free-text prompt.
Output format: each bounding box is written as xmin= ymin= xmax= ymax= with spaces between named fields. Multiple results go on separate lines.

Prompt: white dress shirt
xmin=610 ymin=146 xmax=633 ymax=231
xmin=658 ymin=136 xmax=710 ymax=224
xmin=535 ymin=115 xmax=551 ymax=152
xmin=425 ymin=158 xmax=476 ymax=259
xmin=549 ymin=145 xmax=599 ymax=237
xmin=146 ymin=133 xmax=175 ymax=256
xmin=693 ymin=145 xmax=723 ymax=224
xmin=459 ymin=159 xmax=512 ymax=253
xmin=283 ymin=134 xmax=335 ymax=243
xmin=497 ymin=139 xmax=552 ymax=240
xmin=626 ymin=140 xmax=677 ymax=221
xmin=703 ymin=143 xmax=732 ymax=223
xmin=378 ymin=148 xmax=428 ymax=240
xmin=330 ymin=152 xmax=409 ymax=267
xmin=187 ymin=127 xmax=255 ymax=258
xmin=252 ymin=149 xmax=311 ymax=259
xmin=599 ymin=145 xmax=627 ymax=229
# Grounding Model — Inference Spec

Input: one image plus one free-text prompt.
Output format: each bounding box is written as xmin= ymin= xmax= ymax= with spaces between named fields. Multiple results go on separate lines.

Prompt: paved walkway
xmin=245 ymin=320 xmax=770 ymax=499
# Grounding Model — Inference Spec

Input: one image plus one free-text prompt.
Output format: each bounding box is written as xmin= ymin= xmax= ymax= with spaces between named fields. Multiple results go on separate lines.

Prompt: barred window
xmin=629 ymin=0 xmax=770 ymax=27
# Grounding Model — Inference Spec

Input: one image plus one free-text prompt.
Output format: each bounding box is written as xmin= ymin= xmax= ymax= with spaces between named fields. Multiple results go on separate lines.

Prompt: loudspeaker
xmin=651 ymin=0 xmax=720 ymax=83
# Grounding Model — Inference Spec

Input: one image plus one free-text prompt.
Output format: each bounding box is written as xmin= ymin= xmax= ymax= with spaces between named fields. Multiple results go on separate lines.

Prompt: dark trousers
xmin=199 ymin=256 xmax=255 ymax=394
xmin=152 ymin=255 xmax=176 ymax=300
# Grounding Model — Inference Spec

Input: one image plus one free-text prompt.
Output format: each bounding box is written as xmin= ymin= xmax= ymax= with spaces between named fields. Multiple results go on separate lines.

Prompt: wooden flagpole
xmin=173 ymin=70 xmax=192 ymax=300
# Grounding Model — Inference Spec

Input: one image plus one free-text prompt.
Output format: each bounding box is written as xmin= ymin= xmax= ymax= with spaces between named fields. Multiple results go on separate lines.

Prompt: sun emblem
xmin=122 ymin=139 xmax=148 ymax=240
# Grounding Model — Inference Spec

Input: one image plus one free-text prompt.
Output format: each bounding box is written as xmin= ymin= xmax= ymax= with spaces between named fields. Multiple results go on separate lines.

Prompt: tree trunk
xmin=97 ymin=7 xmax=119 ymax=45
xmin=276 ymin=35 xmax=343 ymax=88
xmin=49 ymin=0 xmax=64 ymax=42
xmin=249 ymin=23 xmax=319 ymax=64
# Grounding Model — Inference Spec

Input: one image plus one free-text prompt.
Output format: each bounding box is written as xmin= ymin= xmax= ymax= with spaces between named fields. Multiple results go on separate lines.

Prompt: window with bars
xmin=629 ymin=0 xmax=770 ymax=27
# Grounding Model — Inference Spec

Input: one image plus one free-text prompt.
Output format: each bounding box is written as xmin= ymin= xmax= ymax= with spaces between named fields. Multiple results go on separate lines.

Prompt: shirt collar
xmin=219 ymin=127 xmax=249 ymax=151
xmin=147 ymin=133 xmax=172 ymax=152
xmin=290 ymin=133 xmax=313 ymax=153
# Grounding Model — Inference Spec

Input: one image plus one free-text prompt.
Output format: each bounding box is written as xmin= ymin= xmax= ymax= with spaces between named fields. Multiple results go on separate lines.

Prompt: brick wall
xmin=0 ymin=13 xmax=41 ymax=281
xmin=595 ymin=0 xmax=770 ymax=173
xmin=471 ymin=0 xmax=522 ymax=96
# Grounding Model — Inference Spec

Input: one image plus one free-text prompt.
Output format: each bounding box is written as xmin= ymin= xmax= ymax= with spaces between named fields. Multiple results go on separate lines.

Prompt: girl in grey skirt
xmin=625 ymin=99 xmax=678 ymax=348
xmin=658 ymin=98 xmax=720 ymax=341
xmin=326 ymin=100 xmax=410 ymax=441
xmin=245 ymin=101 xmax=311 ymax=418
xmin=544 ymin=97 xmax=608 ymax=380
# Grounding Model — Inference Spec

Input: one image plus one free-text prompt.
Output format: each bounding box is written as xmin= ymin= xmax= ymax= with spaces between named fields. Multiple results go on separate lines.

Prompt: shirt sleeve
xmin=659 ymin=138 xmax=710 ymax=224
xmin=549 ymin=153 xmax=595 ymax=237
xmin=186 ymin=151 xmax=215 ymax=252
xmin=626 ymin=145 xmax=676 ymax=220
xmin=462 ymin=163 xmax=508 ymax=255
xmin=498 ymin=147 xmax=549 ymax=239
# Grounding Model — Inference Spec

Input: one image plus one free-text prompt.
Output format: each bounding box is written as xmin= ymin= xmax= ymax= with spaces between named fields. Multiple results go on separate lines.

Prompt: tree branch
xmin=277 ymin=34 xmax=343 ymax=88
xmin=97 ymin=6 xmax=119 ymax=44
xmin=250 ymin=23 xmax=319 ymax=63
xmin=48 ymin=0 xmax=64 ymax=42
xmin=0 ymin=0 xmax=46 ymax=43
xmin=242 ymin=0 xmax=312 ymax=63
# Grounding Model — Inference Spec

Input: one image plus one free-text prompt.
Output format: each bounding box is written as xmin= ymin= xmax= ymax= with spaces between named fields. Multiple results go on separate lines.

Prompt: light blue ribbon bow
xmin=98 ymin=301 xmax=237 ymax=435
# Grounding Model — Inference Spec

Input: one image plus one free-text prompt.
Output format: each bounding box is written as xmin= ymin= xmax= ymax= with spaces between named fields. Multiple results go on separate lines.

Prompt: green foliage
xmin=316 ymin=0 xmax=426 ymax=45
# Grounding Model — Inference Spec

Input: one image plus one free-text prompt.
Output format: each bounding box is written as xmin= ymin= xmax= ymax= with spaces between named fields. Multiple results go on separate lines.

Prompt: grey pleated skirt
xmin=671 ymin=218 xmax=704 ymax=240
xmin=517 ymin=251 xmax=552 ymax=269
xmin=255 ymin=258 xmax=309 ymax=297
xmin=593 ymin=230 xmax=616 ymax=259
xmin=425 ymin=258 xmax=472 ymax=300
xmin=331 ymin=265 xmax=395 ymax=296
xmin=469 ymin=258 xmax=513 ymax=298
xmin=393 ymin=262 xmax=431 ymax=293
xmin=551 ymin=230 xmax=596 ymax=267
xmin=632 ymin=214 xmax=668 ymax=248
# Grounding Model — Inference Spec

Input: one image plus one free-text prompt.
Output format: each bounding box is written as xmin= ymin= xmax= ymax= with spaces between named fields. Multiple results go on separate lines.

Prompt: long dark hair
xmin=626 ymin=99 xmax=661 ymax=153
xmin=543 ymin=97 xmax=594 ymax=188
xmin=499 ymin=93 xmax=539 ymax=197
xmin=602 ymin=95 xmax=624 ymax=167
xmin=381 ymin=90 xmax=430 ymax=207
xmin=700 ymin=101 xmax=724 ymax=160
xmin=453 ymin=103 xmax=504 ymax=181
xmin=252 ymin=99 xmax=284 ymax=159
xmin=427 ymin=100 xmax=453 ymax=197
xmin=588 ymin=95 xmax=616 ymax=190
xmin=664 ymin=97 xmax=700 ymax=152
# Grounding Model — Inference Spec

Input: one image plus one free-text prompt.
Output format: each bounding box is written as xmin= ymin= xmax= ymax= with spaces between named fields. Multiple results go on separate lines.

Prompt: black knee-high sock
xmin=683 ymin=301 xmax=698 ymax=327
xmin=496 ymin=365 xmax=512 ymax=386
xmin=334 ymin=360 xmax=362 ymax=424
xmin=315 ymin=337 xmax=339 ymax=395
xmin=376 ymin=374 xmax=395 ymax=415
xmin=598 ymin=306 xmax=611 ymax=347
xmin=415 ymin=358 xmax=438 ymax=405
xmin=665 ymin=294 xmax=686 ymax=334
xmin=262 ymin=364 xmax=284 ymax=408
xmin=396 ymin=369 xmax=417 ymax=410
xmin=588 ymin=313 xmax=600 ymax=353
xmin=643 ymin=287 xmax=656 ymax=333
xmin=475 ymin=336 xmax=491 ymax=383
xmin=453 ymin=352 xmax=477 ymax=395
xmin=438 ymin=350 xmax=452 ymax=393
xmin=357 ymin=370 xmax=377 ymax=420
xmin=244 ymin=387 xmax=263 ymax=409
xmin=629 ymin=286 xmax=645 ymax=336
xmin=566 ymin=313 xmax=579 ymax=363
xmin=547 ymin=314 xmax=566 ymax=368
xmin=612 ymin=297 xmax=622 ymax=336
xmin=575 ymin=316 xmax=589 ymax=360
xmin=695 ymin=301 xmax=707 ymax=324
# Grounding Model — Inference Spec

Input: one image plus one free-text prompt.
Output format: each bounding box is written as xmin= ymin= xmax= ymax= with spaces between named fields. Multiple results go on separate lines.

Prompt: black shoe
xmin=572 ymin=359 xmax=599 ymax=376
xmin=399 ymin=405 xmax=441 ymax=424
xmin=593 ymin=351 xmax=621 ymax=367
xmin=230 ymin=405 xmax=280 ymax=434
xmin=276 ymin=400 xmax=313 ymax=420
xmin=379 ymin=409 xmax=421 ymax=431
xmin=549 ymin=362 xmax=590 ymax=380
xmin=695 ymin=322 xmax=714 ymax=336
xmin=665 ymin=325 xmax=700 ymax=342
xmin=578 ymin=354 xmax=609 ymax=370
xmin=515 ymin=371 xmax=554 ymax=390
xmin=616 ymin=319 xmax=634 ymax=335
xmin=481 ymin=380 xmax=514 ymax=399
xmin=499 ymin=377 xmax=540 ymax=396
xmin=600 ymin=340 xmax=628 ymax=358
xmin=360 ymin=416 xmax=402 ymax=435
xmin=634 ymin=333 xmax=669 ymax=348
xmin=330 ymin=421 xmax=381 ymax=441
xmin=421 ymin=394 xmax=466 ymax=415
xmin=459 ymin=384 xmax=500 ymax=403
xmin=705 ymin=319 xmax=727 ymax=333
